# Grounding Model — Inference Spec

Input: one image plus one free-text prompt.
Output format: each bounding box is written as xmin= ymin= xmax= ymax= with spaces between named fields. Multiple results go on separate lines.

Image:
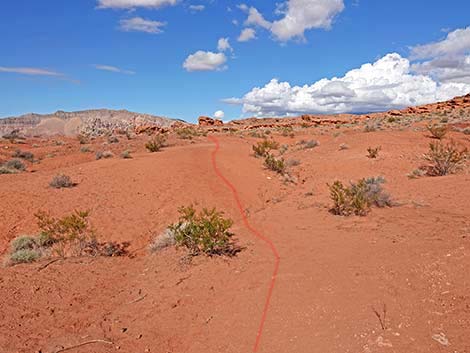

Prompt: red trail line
xmin=209 ymin=136 xmax=281 ymax=352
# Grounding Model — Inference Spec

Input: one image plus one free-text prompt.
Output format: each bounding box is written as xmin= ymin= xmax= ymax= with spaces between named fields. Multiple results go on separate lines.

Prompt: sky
xmin=1 ymin=0 xmax=470 ymax=122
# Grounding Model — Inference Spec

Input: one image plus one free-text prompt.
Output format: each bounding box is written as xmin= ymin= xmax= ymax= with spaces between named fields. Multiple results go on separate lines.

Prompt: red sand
xmin=0 ymin=128 xmax=469 ymax=353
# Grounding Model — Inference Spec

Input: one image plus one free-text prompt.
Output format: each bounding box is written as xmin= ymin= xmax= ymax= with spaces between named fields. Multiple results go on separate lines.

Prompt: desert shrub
xmin=279 ymin=126 xmax=295 ymax=137
xmin=279 ymin=144 xmax=289 ymax=155
xmin=82 ymin=239 xmax=129 ymax=257
xmin=96 ymin=150 xmax=114 ymax=160
xmin=176 ymin=127 xmax=200 ymax=140
xmin=169 ymin=206 xmax=239 ymax=256
xmin=49 ymin=174 xmax=74 ymax=189
xmin=108 ymin=135 xmax=119 ymax=144
xmin=367 ymin=146 xmax=381 ymax=159
xmin=264 ymin=153 xmax=286 ymax=174
xmin=35 ymin=210 xmax=96 ymax=257
xmin=150 ymin=228 xmax=177 ymax=253
xmin=462 ymin=128 xmax=470 ymax=135
xmin=11 ymin=236 xmax=37 ymax=252
xmin=252 ymin=139 xmax=280 ymax=158
xmin=146 ymin=134 xmax=167 ymax=152
xmin=12 ymin=149 xmax=34 ymax=162
xmin=423 ymin=141 xmax=467 ymax=176
xmin=407 ymin=168 xmax=427 ymax=179
xmin=302 ymin=140 xmax=319 ymax=149
xmin=80 ymin=146 xmax=91 ymax=153
xmin=329 ymin=176 xmax=392 ymax=216
xmin=120 ymin=150 xmax=132 ymax=159
xmin=4 ymin=158 xmax=26 ymax=171
xmin=9 ymin=249 xmax=41 ymax=264
xmin=364 ymin=122 xmax=379 ymax=132
xmin=427 ymin=124 xmax=448 ymax=139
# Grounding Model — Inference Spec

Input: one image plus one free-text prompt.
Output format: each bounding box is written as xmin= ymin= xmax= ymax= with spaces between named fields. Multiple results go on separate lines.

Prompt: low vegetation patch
xmin=0 ymin=159 xmax=26 ymax=174
xmin=49 ymin=174 xmax=75 ymax=189
xmin=5 ymin=210 xmax=130 ymax=265
xmin=146 ymin=134 xmax=167 ymax=152
xmin=264 ymin=153 xmax=286 ymax=174
xmin=367 ymin=146 xmax=381 ymax=159
xmin=160 ymin=205 xmax=240 ymax=257
xmin=176 ymin=127 xmax=203 ymax=140
xmin=108 ymin=135 xmax=119 ymax=144
xmin=328 ymin=176 xmax=393 ymax=216
xmin=427 ymin=124 xmax=448 ymax=139
xmin=252 ymin=139 xmax=280 ymax=158
xmin=299 ymin=140 xmax=319 ymax=149
xmin=423 ymin=140 xmax=467 ymax=176
xmin=12 ymin=149 xmax=34 ymax=162
xmin=96 ymin=150 xmax=114 ymax=160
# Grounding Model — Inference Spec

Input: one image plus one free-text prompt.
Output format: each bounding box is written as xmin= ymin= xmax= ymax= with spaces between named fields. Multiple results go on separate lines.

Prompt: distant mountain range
xmin=0 ymin=109 xmax=185 ymax=137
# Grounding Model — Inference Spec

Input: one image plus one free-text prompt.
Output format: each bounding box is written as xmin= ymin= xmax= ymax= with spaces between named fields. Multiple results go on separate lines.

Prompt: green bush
xmin=11 ymin=236 xmax=37 ymax=252
xmin=252 ymin=139 xmax=280 ymax=158
xmin=146 ymin=134 xmax=167 ymax=152
xmin=329 ymin=177 xmax=392 ymax=216
xmin=170 ymin=206 xmax=239 ymax=256
xmin=264 ymin=153 xmax=286 ymax=174
xmin=9 ymin=249 xmax=41 ymax=264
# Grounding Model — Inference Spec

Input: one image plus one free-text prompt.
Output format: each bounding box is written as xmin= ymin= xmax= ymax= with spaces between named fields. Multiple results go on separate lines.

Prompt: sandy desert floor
xmin=1 ymin=126 xmax=469 ymax=353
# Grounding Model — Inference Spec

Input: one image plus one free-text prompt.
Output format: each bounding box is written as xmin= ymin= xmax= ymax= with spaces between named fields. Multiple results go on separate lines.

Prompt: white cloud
xmin=119 ymin=17 xmax=165 ymax=34
xmin=238 ymin=28 xmax=256 ymax=42
xmin=410 ymin=27 xmax=470 ymax=84
xmin=183 ymin=51 xmax=227 ymax=72
xmin=217 ymin=37 xmax=232 ymax=52
xmin=97 ymin=0 xmax=178 ymax=9
xmin=214 ymin=110 xmax=225 ymax=119
xmin=238 ymin=0 xmax=345 ymax=42
xmin=410 ymin=27 xmax=470 ymax=60
xmin=225 ymin=53 xmax=470 ymax=116
xmin=0 ymin=67 xmax=64 ymax=76
xmin=189 ymin=4 xmax=205 ymax=12
xmin=93 ymin=64 xmax=135 ymax=75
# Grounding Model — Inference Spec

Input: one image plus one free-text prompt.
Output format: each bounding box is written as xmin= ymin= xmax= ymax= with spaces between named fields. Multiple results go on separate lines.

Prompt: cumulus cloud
xmin=410 ymin=27 xmax=470 ymax=84
xmin=119 ymin=17 xmax=165 ymax=34
xmin=214 ymin=110 xmax=225 ymax=119
xmin=238 ymin=0 xmax=345 ymax=42
xmin=93 ymin=64 xmax=135 ymax=74
xmin=97 ymin=0 xmax=178 ymax=9
xmin=238 ymin=28 xmax=256 ymax=42
xmin=225 ymin=53 xmax=470 ymax=116
xmin=183 ymin=51 xmax=227 ymax=72
xmin=0 ymin=67 xmax=64 ymax=76
xmin=217 ymin=37 xmax=232 ymax=52
xmin=410 ymin=27 xmax=470 ymax=60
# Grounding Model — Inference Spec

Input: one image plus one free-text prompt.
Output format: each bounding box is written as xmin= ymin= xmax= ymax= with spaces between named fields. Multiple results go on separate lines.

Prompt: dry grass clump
xmin=77 ymin=134 xmax=89 ymax=144
xmin=329 ymin=176 xmax=392 ymax=216
xmin=252 ymin=139 xmax=280 ymax=158
xmin=12 ymin=149 xmax=34 ymax=162
xmin=146 ymin=134 xmax=167 ymax=152
xmin=423 ymin=140 xmax=467 ymax=176
xmin=427 ymin=124 xmax=448 ymax=139
xmin=96 ymin=150 xmax=114 ymax=160
xmin=80 ymin=146 xmax=91 ymax=153
xmin=286 ymin=159 xmax=301 ymax=167
xmin=264 ymin=153 xmax=286 ymax=174
xmin=107 ymin=135 xmax=119 ymax=144
xmin=298 ymin=140 xmax=319 ymax=149
xmin=150 ymin=228 xmax=177 ymax=253
xmin=49 ymin=174 xmax=75 ymax=189
xmin=166 ymin=205 xmax=240 ymax=256
xmin=367 ymin=146 xmax=381 ymax=159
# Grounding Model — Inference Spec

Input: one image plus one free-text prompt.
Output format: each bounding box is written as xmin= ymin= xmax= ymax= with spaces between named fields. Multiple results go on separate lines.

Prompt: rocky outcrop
xmin=0 ymin=109 xmax=184 ymax=137
xmin=198 ymin=116 xmax=223 ymax=126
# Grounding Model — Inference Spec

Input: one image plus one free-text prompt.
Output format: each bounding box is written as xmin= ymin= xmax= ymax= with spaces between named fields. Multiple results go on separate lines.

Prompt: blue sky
xmin=1 ymin=0 xmax=470 ymax=122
